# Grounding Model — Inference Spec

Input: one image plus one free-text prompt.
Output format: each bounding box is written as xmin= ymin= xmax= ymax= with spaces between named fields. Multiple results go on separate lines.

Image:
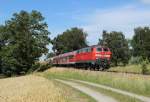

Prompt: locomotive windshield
xmin=103 ymin=47 xmax=109 ymax=51
xmin=96 ymin=47 xmax=102 ymax=52
xmin=96 ymin=47 xmax=109 ymax=52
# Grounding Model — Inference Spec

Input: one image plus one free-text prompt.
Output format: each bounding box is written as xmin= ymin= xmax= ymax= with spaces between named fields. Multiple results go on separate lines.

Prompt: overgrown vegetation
xmin=132 ymin=27 xmax=150 ymax=60
xmin=108 ymin=64 xmax=150 ymax=74
xmin=44 ymin=68 xmax=150 ymax=97
xmin=27 ymin=62 xmax=51 ymax=74
xmin=141 ymin=60 xmax=149 ymax=75
xmin=129 ymin=56 xmax=143 ymax=65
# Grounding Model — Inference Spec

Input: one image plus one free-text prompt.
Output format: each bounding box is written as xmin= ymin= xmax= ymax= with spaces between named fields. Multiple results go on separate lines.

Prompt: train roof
xmin=51 ymin=45 xmax=108 ymax=59
xmin=76 ymin=45 xmax=105 ymax=50
xmin=52 ymin=51 xmax=76 ymax=59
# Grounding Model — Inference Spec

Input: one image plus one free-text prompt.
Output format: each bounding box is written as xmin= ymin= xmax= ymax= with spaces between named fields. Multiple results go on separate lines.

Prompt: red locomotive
xmin=50 ymin=45 xmax=112 ymax=70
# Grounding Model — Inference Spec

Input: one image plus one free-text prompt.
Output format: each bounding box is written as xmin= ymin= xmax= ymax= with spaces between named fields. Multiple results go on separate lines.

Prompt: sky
xmin=0 ymin=0 xmax=150 ymax=47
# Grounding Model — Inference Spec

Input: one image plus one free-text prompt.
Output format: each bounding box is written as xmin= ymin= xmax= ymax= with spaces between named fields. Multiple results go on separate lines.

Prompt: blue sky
xmin=0 ymin=0 xmax=150 ymax=46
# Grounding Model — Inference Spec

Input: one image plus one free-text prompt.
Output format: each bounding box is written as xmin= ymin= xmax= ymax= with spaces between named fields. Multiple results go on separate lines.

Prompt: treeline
xmin=1 ymin=10 xmax=150 ymax=76
xmin=98 ymin=27 xmax=150 ymax=67
xmin=49 ymin=26 xmax=150 ymax=69
xmin=52 ymin=27 xmax=88 ymax=55
xmin=0 ymin=10 xmax=51 ymax=76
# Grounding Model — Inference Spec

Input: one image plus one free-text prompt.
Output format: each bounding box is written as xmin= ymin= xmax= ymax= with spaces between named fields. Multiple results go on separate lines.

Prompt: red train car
xmin=52 ymin=51 xmax=76 ymax=65
xmin=51 ymin=45 xmax=112 ymax=70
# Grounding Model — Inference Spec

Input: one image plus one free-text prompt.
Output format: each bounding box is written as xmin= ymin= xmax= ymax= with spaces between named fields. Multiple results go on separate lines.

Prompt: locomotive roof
xmin=77 ymin=45 xmax=104 ymax=50
xmin=51 ymin=45 xmax=107 ymax=59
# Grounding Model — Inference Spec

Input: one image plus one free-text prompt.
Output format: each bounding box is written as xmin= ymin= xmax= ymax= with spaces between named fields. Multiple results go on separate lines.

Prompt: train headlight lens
xmin=96 ymin=54 xmax=102 ymax=57
xmin=104 ymin=55 xmax=110 ymax=57
xmin=96 ymin=54 xmax=110 ymax=58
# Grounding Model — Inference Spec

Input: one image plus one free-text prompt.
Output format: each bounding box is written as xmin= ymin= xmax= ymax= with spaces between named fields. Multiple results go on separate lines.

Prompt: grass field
xmin=108 ymin=64 xmax=150 ymax=74
xmin=44 ymin=67 xmax=150 ymax=97
xmin=0 ymin=75 xmax=94 ymax=102
xmin=1 ymin=65 xmax=149 ymax=102
xmin=71 ymin=80 xmax=141 ymax=102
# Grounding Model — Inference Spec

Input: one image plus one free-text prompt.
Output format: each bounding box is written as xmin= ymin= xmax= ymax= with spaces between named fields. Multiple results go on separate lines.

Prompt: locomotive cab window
xmin=87 ymin=48 xmax=91 ymax=52
xmin=78 ymin=50 xmax=82 ymax=53
xmin=96 ymin=47 xmax=102 ymax=52
xmin=83 ymin=48 xmax=87 ymax=53
xmin=103 ymin=48 xmax=108 ymax=51
xmin=81 ymin=49 xmax=85 ymax=53
xmin=80 ymin=49 xmax=83 ymax=53
xmin=85 ymin=48 xmax=89 ymax=52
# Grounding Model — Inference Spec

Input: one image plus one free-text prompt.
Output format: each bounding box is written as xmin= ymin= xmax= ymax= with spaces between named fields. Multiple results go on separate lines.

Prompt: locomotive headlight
xmin=96 ymin=54 xmax=102 ymax=57
xmin=104 ymin=55 xmax=110 ymax=57
xmin=96 ymin=54 xmax=110 ymax=58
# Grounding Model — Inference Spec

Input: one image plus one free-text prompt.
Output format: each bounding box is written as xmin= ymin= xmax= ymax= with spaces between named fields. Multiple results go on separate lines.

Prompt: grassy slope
xmin=53 ymin=80 xmax=96 ymax=102
xmin=108 ymin=64 xmax=150 ymax=74
xmin=0 ymin=75 xmax=95 ymax=102
xmin=71 ymin=80 xmax=141 ymax=102
xmin=44 ymin=67 xmax=150 ymax=97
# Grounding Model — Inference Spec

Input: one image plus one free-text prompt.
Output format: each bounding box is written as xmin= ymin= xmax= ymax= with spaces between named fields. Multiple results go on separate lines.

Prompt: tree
xmin=0 ymin=10 xmax=50 ymax=76
xmin=98 ymin=30 xmax=130 ymax=66
xmin=0 ymin=25 xmax=10 ymax=74
xmin=52 ymin=27 xmax=88 ymax=55
xmin=132 ymin=27 xmax=150 ymax=60
xmin=46 ymin=52 xmax=55 ymax=59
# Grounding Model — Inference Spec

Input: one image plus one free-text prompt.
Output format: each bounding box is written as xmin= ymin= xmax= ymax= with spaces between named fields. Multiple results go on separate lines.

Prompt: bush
xmin=27 ymin=63 xmax=41 ymax=74
xmin=36 ymin=63 xmax=52 ymax=72
xmin=141 ymin=60 xmax=149 ymax=75
xmin=129 ymin=56 xmax=143 ymax=65
xmin=28 ymin=62 xmax=51 ymax=73
xmin=37 ymin=63 xmax=51 ymax=72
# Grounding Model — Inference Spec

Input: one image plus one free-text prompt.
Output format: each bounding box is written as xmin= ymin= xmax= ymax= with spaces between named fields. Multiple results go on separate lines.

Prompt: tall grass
xmin=45 ymin=67 xmax=150 ymax=97
xmin=0 ymin=75 xmax=73 ymax=102
xmin=108 ymin=64 xmax=150 ymax=74
xmin=0 ymin=74 xmax=95 ymax=102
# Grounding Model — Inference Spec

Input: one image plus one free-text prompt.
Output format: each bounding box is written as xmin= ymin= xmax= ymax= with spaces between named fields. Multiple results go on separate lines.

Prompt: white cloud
xmin=78 ymin=6 xmax=150 ymax=45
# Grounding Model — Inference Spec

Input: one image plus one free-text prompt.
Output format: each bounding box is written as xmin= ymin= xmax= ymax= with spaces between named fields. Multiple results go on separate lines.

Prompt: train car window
xmin=78 ymin=50 xmax=81 ymax=53
xmin=86 ymin=49 xmax=88 ymax=52
xmin=63 ymin=57 xmax=67 ymax=61
xmin=81 ymin=49 xmax=84 ymax=53
xmin=77 ymin=50 xmax=79 ymax=54
xmin=85 ymin=48 xmax=88 ymax=52
xmin=83 ymin=49 xmax=86 ymax=53
xmin=79 ymin=49 xmax=82 ymax=53
xmin=103 ymin=48 xmax=108 ymax=51
xmin=97 ymin=47 xmax=102 ymax=52
xmin=87 ymin=48 xmax=91 ymax=52
xmin=69 ymin=55 xmax=74 ymax=59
